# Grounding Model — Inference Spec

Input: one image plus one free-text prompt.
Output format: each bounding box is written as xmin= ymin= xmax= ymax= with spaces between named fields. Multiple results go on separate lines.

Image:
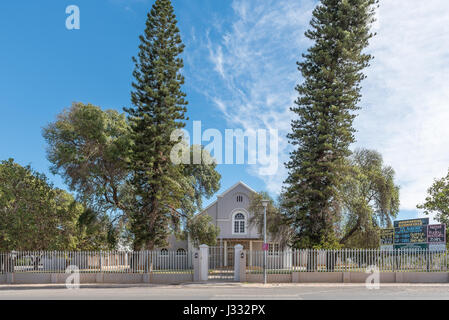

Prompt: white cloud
xmin=204 ymin=0 xmax=316 ymax=194
xmin=356 ymin=0 xmax=449 ymax=216
xmin=204 ymin=0 xmax=449 ymax=219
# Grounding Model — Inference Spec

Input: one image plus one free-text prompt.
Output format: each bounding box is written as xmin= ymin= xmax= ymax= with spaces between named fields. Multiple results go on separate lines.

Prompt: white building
xmin=162 ymin=181 xmax=292 ymax=269
xmin=164 ymin=181 xmax=281 ymax=251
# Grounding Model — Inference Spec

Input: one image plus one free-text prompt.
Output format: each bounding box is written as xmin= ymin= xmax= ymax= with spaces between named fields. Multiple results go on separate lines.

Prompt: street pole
xmin=262 ymin=200 xmax=269 ymax=285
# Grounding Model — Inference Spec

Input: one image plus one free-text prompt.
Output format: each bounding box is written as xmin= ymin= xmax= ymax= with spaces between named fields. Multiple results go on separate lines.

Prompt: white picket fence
xmin=0 ymin=251 xmax=193 ymax=274
xmin=247 ymin=249 xmax=449 ymax=274
xmin=2 ymin=248 xmax=447 ymax=276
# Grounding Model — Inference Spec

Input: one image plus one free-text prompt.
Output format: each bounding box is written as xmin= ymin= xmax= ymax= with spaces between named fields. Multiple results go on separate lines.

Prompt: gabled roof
xmin=197 ymin=181 xmax=257 ymax=215
xmin=219 ymin=181 xmax=257 ymax=197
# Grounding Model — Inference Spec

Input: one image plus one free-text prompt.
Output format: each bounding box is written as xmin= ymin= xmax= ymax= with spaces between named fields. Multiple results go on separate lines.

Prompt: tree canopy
xmin=0 ymin=159 xmax=115 ymax=251
xmin=43 ymin=102 xmax=132 ymax=219
xmin=185 ymin=214 xmax=220 ymax=248
xmin=418 ymin=170 xmax=449 ymax=226
xmin=339 ymin=149 xmax=400 ymax=248
xmin=43 ymin=102 xmax=220 ymax=250
xmin=248 ymin=192 xmax=293 ymax=248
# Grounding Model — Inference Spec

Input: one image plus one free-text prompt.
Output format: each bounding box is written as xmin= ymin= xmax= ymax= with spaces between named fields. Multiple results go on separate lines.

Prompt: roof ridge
xmin=197 ymin=181 xmax=257 ymax=215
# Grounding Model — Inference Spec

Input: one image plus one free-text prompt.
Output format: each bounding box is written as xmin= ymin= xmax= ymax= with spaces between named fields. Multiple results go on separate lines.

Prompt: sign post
xmin=261 ymin=200 xmax=269 ymax=285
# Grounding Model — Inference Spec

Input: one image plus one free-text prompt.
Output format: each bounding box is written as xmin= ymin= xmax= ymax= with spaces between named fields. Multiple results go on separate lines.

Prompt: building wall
xmin=165 ymin=182 xmax=267 ymax=250
xmin=210 ymin=183 xmax=261 ymax=240
xmin=164 ymin=234 xmax=188 ymax=251
xmin=158 ymin=234 xmax=189 ymax=253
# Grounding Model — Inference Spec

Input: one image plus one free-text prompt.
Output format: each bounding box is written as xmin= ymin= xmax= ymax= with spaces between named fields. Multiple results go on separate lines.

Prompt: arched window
xmin=233 ymin=212 xmax=246 ymax=234
xmin=160 ymin=249 xmax=168 ymax=256
xmin=176 ymin=248 xmax=186 ymax=256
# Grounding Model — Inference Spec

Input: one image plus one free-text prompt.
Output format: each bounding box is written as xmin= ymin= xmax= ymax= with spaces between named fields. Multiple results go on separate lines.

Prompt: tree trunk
xmin=339 ymin=219 xmax=361 ymax=245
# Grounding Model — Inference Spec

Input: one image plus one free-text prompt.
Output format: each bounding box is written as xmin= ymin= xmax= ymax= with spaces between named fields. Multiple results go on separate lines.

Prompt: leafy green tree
xmin=44 ymin=102 xmax=220 ymax=250
xmin=282 ymin=0 xmax=378 ymax=248
xmin=76 ymin=208 xmax=118 ymax=250
xmin=418 ymin=171 xmax=449 ymax=227
xmin=340 ymin=149 xmax=400 ymax=248
xmin=185 ymin=214 xmax=220 ymax=247
xmin=124 ymin=0 xmax=220 ymax=250
xmin=248 ymin=192 xmax=293 ymax=248
xmin=43 ymin=102 xmax=132 ymax=219
xmin=0 ymin=159 xmax=110 ymax=251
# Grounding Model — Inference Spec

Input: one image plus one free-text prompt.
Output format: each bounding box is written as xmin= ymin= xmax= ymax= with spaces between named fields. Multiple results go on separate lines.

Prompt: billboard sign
xmin=394 ymin=218 xmax=428 ymax=249
xmin=381 ymin=219 xmax=446 ymax=250
xmin=394 ymin=225 xmax=427 ymax=246
xmin=380 ymin=228 xmax=394 ymax=245
xmin=427 ymin=224 xmax=446 ymax=244
xmin=393 ymin=218 xmax=429 ymax=228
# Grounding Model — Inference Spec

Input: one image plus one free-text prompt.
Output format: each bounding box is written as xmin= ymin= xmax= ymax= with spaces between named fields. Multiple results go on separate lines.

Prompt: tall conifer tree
xmin=125 ymin=0 xmax=189 ymax=250
xmin=283 ymin=0 xmax=378 ymax=248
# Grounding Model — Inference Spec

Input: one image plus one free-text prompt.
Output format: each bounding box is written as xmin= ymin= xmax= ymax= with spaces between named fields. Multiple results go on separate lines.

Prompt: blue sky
xmin=1 ymin=0 xmax=448 ymax=221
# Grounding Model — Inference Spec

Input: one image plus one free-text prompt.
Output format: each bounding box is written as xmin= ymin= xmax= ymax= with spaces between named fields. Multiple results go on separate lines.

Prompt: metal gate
xmin=208 ymin=247 xmax=235 ymax=281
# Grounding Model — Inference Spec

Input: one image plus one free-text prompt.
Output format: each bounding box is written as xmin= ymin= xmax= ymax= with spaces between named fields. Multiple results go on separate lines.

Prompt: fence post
xmin=99 ymin=251 xmax=103 ymax=271
xmin=6 ymin=252 xmax=13 ymax=284
xmin=194 ymin=244 xmax=208 ymax=282
xmin=234 ymin=244 xmax=244 ymax=282
xmin=193 ymin=249 xmax=200 ymax=281
xmin=224 ymin=241 xmax=228 ymax=267
xmin=96 ymin=252 xmax=104 ymax=283
xmin=284 ymin=249 xmax=293 ymax=269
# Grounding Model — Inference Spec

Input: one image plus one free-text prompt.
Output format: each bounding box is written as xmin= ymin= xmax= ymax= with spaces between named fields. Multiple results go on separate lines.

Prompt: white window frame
xmin=232 ymin=212 xmax=247 ymax=235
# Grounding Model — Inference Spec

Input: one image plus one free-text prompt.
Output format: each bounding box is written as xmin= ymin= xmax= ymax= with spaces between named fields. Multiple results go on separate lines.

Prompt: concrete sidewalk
xmin=3 ymin=281 xmax=449 ymax=290
xmin=1 ymin=282 xmax=449 ymax=300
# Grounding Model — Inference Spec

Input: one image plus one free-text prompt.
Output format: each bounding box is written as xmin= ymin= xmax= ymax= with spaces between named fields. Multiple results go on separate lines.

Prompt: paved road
xmin=1 ymin=283 xmax=449 ymax=299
